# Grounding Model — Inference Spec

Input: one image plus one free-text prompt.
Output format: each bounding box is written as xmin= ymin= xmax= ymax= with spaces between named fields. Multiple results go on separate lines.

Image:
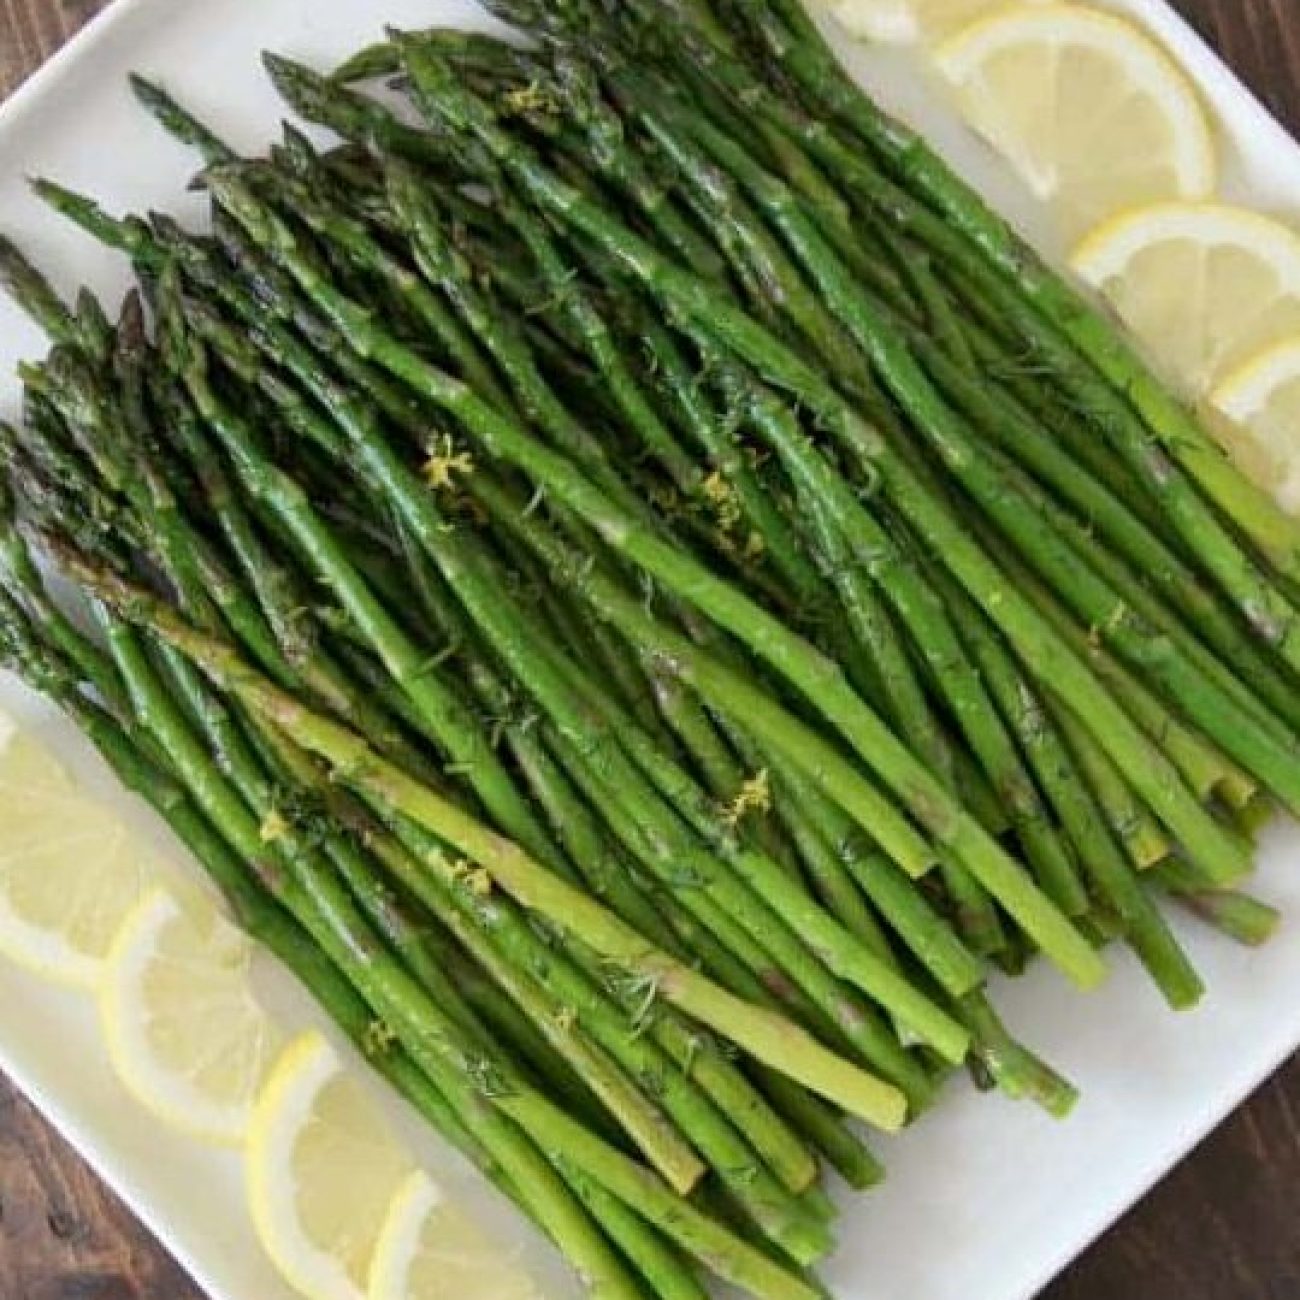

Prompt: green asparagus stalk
xmin=0 ymin=235 xmax=80 ymax=344
xmin=755 ymin=4 xmax=1300 ymax=611
xmin=200 ymin=160 xmax=1104 ymax=990
xmin=398 ymin=49 xmax=1255 ymax=891
xmin=45 ymin=536 xmax=910 ymax=1134
xmin=737 ymin=0 xmax=1300 ymax=581
xmin=129 ymin=74 xmax=238 ymax=163
xmin=1150 ymin=861 xmax=1280 ymax=948
xmin=630 ymin=70 xmax=1296 ymax=828
xmin=166 ymin=261 xmax=946 ymax=1093
xmin=922 ymin=558 xmax=1203 ymax=1009
xmin=87 ymin=571 xmax=821 ymax=1299
xmin=0 ymin=591 xmax=522 ymax=1195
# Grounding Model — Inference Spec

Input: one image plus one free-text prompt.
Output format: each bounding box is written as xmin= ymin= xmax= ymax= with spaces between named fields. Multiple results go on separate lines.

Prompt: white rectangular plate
xmin=0 ymin=3 xmax=1297 ymax=1299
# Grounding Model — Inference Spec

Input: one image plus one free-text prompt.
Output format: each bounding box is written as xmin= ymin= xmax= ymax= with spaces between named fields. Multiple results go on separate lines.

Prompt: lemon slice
xmin=0 ymin=721 xmax=158 ymax=986
xmin=935 ymin=5 xmax=1215 ymax=240
xmin=1073 ymin=203 xmax=1300 ymax=396
xmin=248 ymin=1030 xmax=414 ymax=1300
xmin=1209 ymin=337 xmax=1300 ymax=514
xmin=831 ymin=0 xmax=1043 ymax=45
xmin=368 ymin=1169 xmax=543 ymax=1300
xmin=0 ymin=713 xmax=75 ymax=792
xmin=99 ymin=887 xmax=281 ymax=1143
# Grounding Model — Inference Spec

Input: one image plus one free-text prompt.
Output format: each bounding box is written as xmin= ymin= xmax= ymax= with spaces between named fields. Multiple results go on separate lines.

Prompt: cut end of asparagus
xmin=1179 ymin=889 xmax=1282 ymax=948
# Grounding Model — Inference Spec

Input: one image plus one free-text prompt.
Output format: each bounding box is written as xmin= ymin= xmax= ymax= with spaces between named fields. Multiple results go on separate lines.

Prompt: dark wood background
xmin=1 ymin=0 xmax=1298 ymax=1296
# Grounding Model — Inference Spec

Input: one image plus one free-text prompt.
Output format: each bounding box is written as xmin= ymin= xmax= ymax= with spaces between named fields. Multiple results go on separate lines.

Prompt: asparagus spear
xmin=2 ymin=24 xmax=1294 ymax=1296
xmin=621 ymin=66 xmax=1296 ymax=824
xmin=51 ymin=528 xmax=909 ymax=1128
xmin=196 ymin=162 xmax=1103 ymax=991
xmin=725 ymin=0 xmax=1300 ymax=581
xmin=716 ymin=0 xmax=1300 ymax=617
xmin=87 ymin=567 xmax=823 ymax=1299
xmin=0 ymin=562 xmax=666 ymax=1297
xmin=0 ymin=589 xmax=520 ymax=1193
xmin=388 ymin=44 xmax=1252 ymax=896
xmin=164 ymin=263 xmax=947 ymax=1095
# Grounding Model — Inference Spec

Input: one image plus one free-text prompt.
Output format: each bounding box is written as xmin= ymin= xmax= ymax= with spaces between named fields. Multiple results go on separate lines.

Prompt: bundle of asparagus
xmin=0 ymin=0 xmax=1292 ymax=1296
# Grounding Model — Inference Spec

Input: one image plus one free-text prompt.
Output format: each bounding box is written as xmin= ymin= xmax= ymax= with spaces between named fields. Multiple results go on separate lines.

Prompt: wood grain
xmin=0 ymin=0 xmax=101 ymax=99
xmin=0 ymin=1082 xmax=202 ymax=1299
xmin=0 ymin=2 xmax=1297 ymax=1298
xmin=1173 ymin=0 xmax=1300 ymax=135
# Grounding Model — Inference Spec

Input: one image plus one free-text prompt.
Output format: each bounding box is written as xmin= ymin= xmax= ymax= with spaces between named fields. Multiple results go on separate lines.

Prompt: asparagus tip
xmin=127 ymin=70 xmax=162 ymax=99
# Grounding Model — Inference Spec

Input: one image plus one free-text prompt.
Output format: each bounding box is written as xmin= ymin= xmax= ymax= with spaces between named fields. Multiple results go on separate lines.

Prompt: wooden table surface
xmin=1 ymin=1 xmax=1298 ymax=1297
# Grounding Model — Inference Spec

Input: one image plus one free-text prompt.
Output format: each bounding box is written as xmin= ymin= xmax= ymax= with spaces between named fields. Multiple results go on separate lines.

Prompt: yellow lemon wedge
xmin=247 ymin=1029 xmax=414 ymax=1300
xmin=368 ymin=1169 xmax=544 ymax=1300
xmin=0 ymin=716 xmax=158 ymax=986
xmin=1073 ymin=202 xmax=1300 ymax=394
xmin=831 ymin=0 xmax=1044 ymax=45
xmin=0 ymin=713 xmax=75 ymax=792
xmin=100 ymin=887 xmax=282 ymax=1144
xmin=1209 ymin=337 xmax=1300 ymax=515
xmin=936 ymin=5 xmax=1215 ymax=240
